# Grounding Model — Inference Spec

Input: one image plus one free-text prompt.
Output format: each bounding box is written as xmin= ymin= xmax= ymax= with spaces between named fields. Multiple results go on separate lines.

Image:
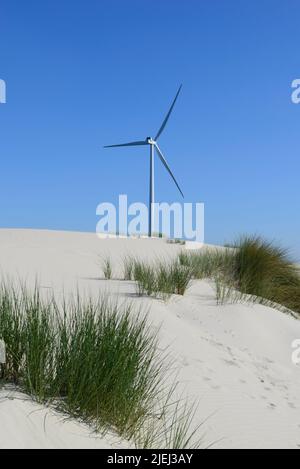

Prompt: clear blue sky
xmin=1 ymin=1 xmax=300 ymax=257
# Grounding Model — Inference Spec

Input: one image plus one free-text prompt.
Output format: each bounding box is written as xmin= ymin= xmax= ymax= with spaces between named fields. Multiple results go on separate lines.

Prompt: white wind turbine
xmin=104 ymin=85 xmax=184 ymax=237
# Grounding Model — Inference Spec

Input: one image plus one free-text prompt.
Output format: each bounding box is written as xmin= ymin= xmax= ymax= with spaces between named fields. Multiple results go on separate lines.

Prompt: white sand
xmin=0 ymin=228 xmax=300 ymax=449
xmin=0 ymin=387 xmax=127 ymax=449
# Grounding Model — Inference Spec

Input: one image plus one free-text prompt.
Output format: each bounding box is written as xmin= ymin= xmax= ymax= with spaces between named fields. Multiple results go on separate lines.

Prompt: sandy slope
xmin=0 ymin=229 xmax=300 ymax=449
xmin=0 ymin=387 xmax=127 ymax=449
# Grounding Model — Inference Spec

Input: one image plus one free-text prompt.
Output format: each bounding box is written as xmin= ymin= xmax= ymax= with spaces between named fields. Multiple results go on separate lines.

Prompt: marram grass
xmin=123 ymin=255 xmax=135 ymax=281
xmin=178 ymin=236 xmax=300 ymax=317
xmin=130 ymin=258 xmax=193 ymax=299
xmin=0 ymin=282 xmax=200 ymax=448
xmin=101 ymin=255 xmax=113 ymax=279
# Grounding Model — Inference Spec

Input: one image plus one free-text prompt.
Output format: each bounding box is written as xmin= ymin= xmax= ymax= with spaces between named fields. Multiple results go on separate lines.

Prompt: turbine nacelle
xmin=146 ymin=137 xmax=156 ymax=145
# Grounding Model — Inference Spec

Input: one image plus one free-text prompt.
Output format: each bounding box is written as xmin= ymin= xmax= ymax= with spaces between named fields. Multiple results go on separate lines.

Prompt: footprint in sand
xmin=181 ymin=357 xmax=189 ymax=367
xmin=210 ymin=384 xmax=221 ymax=390
xmin=196 ymin=358 xmax=204 ymax=364
xmin=263 ymin=357 xmax=274 ymax=365
xmin=223 ymin=359 xmax=240 ymax=368
xmin=203 ymin=376 xmax=211 ymax=382
xmin=278 ymin=384 xmax=288 ymax=392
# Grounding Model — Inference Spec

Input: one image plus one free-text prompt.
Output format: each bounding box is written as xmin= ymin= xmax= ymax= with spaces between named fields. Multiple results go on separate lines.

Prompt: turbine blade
xmin=155 ymin=144 xmax=184 ymax=198
xmin=155 ymin=85 xmax=182 ymax=141
xmin=104 ymin=140 xmax=147 ymax=148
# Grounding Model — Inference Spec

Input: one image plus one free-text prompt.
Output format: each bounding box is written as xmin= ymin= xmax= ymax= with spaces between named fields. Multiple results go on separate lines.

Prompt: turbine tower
xmin=104 ymin=85 xmax=184 ymax=237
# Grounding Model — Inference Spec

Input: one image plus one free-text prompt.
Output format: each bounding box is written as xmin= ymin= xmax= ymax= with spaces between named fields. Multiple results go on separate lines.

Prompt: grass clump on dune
xmin=178 ymin=236 xmax=300 ymax=316
xmin=0 ymin=284 xmax=160 ymax=435
xmin=0 ymin=282 xmax=200 ymax=448
xmin=178 ymin=249 xmax=231 ymax=279
xmin=123 ymin=255 xmax=135 ymax=280
xmin=101 ymin=256 xmax=113 ymax=279
xmin=131 ymin=258 xmax=193 ymax=299
xmin=0 ymin=285 xmax=57 ymax=396
xmin=229 ymin=236 xmax=300 ymax=314
xmin=133 ymin=260 xmax=157 ymax=297
xmin=54 ymin=299 xmax=162 ymax=435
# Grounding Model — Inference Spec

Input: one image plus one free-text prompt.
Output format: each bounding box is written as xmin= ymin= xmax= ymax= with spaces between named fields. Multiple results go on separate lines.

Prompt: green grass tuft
xmin=131 ymin=258 xmax=192 ymax=299
xmin=230 ymin=236 xmax=300 ymax=315
xmin=102 ymin=256 xmax=113 ymax=279
xmin=123 ymin=256 xmax=135 ymax=280
xmin=179 ymin=236 xmax=300 ymax=316
xmin=0 ymin=281 xmax=200 ymax=448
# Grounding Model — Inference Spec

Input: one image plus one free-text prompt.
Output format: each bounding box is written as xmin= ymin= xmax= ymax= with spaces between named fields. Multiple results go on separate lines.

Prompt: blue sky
xmin=0 ymin=1 xmax=300 ymax=257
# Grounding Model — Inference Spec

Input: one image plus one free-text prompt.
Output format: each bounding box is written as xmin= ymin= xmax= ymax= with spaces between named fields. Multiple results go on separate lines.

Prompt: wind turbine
xmin=104 ymin=85 xmax=184 ymax=237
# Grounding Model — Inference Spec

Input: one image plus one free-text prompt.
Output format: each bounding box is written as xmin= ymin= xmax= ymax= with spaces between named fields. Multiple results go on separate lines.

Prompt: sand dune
xmin=0 ymin=229 xmax=300 ymax=449
xmin=0 ymin=387 xmax=127 ymax=449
